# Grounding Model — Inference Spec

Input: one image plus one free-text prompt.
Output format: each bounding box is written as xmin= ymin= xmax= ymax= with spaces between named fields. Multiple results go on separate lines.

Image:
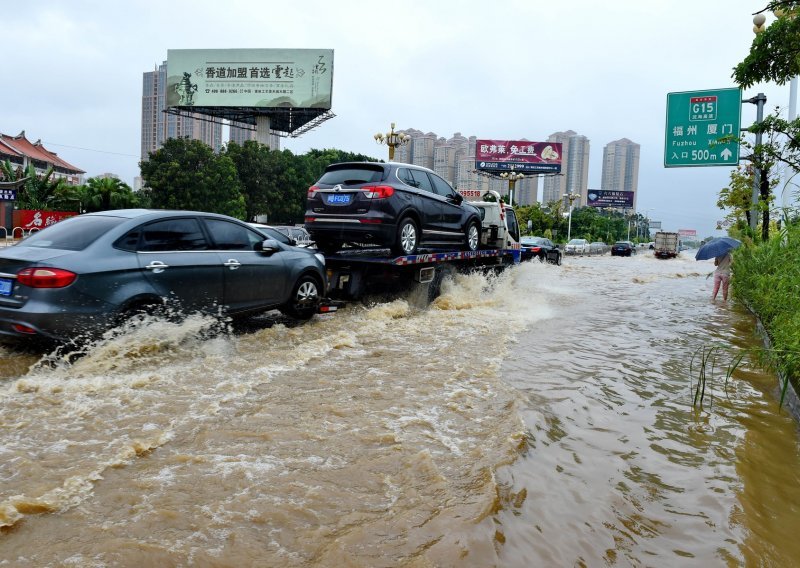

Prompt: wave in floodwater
xmin=0 ymin=263 xmax=559 ymax=566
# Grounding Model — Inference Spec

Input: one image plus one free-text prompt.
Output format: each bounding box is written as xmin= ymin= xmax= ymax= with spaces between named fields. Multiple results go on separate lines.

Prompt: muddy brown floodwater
xmin=1 ymin=251 xmax=799 ymax=567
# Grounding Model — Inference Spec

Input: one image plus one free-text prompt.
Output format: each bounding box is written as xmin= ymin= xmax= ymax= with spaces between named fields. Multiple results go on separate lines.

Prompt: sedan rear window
xmin=18 ymin=215 xmax=125 ymax=251
xmin=318 ymin=166 xmax=384 ymax=185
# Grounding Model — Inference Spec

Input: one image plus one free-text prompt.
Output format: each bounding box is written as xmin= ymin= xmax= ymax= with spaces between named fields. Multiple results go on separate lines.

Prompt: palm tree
xmin=83 ymin=177 xmax=138 ymax=212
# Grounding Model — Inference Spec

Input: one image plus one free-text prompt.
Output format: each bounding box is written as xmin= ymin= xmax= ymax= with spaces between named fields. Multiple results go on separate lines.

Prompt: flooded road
xmin=1 ymin=251 xmax=799 ymax=566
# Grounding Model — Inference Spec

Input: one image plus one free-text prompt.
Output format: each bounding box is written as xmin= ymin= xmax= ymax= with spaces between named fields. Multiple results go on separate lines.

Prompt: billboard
xmin=678 ymin=229 xmax=697 ymax=237
xmin=475 ymin=140 xmax=562 ymax=173
xmin=649 ymin=220 xmax=662 ymax=230
xmin=586 ymin=190 xmax=634 ymax=208
xmin=166 ymin=49 xmax=333 ymax=110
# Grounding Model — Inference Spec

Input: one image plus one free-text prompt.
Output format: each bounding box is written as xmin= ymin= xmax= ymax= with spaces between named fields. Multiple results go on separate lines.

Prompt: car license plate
xmin=0 ymin=278 xmax=12 ymax=297
xmin=327 ymin=193 xmax=352 ymax=204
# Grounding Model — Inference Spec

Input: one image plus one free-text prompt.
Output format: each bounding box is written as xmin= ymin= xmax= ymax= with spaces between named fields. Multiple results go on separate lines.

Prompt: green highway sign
xmin=664 ymin=88 xmax=742 ymax=167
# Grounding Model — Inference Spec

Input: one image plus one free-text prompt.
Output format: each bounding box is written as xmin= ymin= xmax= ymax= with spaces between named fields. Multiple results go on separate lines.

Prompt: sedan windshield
xmin=18 ymin=215 xmax=125 ymax=251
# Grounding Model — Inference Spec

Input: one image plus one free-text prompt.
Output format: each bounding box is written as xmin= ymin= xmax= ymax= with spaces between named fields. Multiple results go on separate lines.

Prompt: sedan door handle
xmin=145 ymin=261 xmax=169 ymax=273
xmin=223 ymin=259 xmax=241 ymax=270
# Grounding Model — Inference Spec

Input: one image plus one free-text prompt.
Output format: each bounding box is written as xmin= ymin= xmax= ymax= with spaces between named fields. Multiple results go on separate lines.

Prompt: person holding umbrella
xmin=712 ymin=251 xmax=733 ymax=301
xmin=695 ymin=237 xmax=741 ymax=301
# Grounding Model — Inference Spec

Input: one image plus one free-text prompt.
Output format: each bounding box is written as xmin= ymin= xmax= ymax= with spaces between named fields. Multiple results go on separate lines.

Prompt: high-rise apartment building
xmin=601 ymin=138 xmax=640 ymax=209
xmin=229 ymin=121 xmax=281 ymax=150
xmin=541 ymin=130 xmax=590 ymax=207
xmin=141 ymin=61 xmax=223 ymax=162
xmin=398 ymin=129 xmax=536 ymax=204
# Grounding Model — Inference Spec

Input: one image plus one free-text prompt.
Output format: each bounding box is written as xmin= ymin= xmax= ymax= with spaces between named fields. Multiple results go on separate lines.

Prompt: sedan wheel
xmin=280 ymin=275 xmax=321 ymax=320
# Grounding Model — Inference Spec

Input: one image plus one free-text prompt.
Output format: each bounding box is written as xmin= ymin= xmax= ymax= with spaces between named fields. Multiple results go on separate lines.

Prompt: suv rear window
xmin=18 ymin=215 xmax=125 ymax=251
xmin=318 ymin=165 xmax=384 ymax=185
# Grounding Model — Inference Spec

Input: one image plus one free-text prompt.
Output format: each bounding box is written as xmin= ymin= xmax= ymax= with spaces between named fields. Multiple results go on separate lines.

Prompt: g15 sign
xmin=167 ymin=48 xmax=334 ymax=110
xmin=475 ymin=140 xmax=562 ymax=173
xmin=664 ymin=88 xmax=741 ymax=167
xmin=586 ymin=190 xmax=634 ymax=208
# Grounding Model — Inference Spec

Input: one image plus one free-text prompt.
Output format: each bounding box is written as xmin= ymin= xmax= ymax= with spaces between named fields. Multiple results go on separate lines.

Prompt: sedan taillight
xmin=17 ymin=267 xmax=77 ymax=288
xmin=362 ymin=185 xmax=394 ymax=199
xmin=307 ymin=185 xmax=319 ymax=199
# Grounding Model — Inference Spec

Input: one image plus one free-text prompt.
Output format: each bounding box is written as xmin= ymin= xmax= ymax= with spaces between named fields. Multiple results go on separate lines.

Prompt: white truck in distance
xmin=654 ymin=231 xmax=679 ymax=259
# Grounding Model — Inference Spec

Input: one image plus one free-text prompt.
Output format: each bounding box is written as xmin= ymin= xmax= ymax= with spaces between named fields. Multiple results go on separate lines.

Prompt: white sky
xmin=2 ymin=0 xmax=795 ymax=238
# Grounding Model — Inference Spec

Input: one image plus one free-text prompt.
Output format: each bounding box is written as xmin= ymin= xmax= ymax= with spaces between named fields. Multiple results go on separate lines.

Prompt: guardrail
xmin=0 ymin=226 xmax=39 ymax=247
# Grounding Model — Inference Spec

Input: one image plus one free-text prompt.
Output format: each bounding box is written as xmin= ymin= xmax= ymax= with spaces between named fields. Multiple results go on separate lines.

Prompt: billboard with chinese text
xmin=12 ymin=210 xmax=76 ymax=230
xmin=166 ymin=49 xmax=333 ymax=109
xmin=586 ymin=190 xmax=634 ymax=208
xmin=475 ymin=140 xmax=562 ymax=173
xmin=678 ymin=229 xmax=697 ymax=237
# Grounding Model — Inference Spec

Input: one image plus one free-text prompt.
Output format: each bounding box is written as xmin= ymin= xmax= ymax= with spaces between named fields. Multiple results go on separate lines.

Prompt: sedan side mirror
xmin=256 ymin=238 xmax=282 ymax=254
xmin=450 ymin=192 xmax=464 ymax=204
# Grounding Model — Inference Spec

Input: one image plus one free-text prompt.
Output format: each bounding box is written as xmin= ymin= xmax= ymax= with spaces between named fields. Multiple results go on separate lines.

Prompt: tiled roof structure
xmin=0 ymin=131 xmax=84 ymax=174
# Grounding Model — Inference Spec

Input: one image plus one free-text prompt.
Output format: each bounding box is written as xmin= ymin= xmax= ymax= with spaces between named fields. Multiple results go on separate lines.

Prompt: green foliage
xmin=513 ymin=202 xmax=643 ymax=243
xmin=733 ymin=2 xmax=800 ymax=88
xmin=80 ymin=177 xmax=140 ymax=212
xmin=2 ymin=160 xmax=70 ymax=210
xmin=732 ymin=222 xmax=800 ymax=402
xmin=140 ymin=138 xmax=246 ymax=219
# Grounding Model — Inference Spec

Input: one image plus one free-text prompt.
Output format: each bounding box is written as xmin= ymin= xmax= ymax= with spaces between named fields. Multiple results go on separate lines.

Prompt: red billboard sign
xmin=475 ymin=139 xmax=562 ymax=173
xmin=13 ymin=210 xmax=77 ymax=230
xmin=678 ymin=229 xmax=697 ymax=237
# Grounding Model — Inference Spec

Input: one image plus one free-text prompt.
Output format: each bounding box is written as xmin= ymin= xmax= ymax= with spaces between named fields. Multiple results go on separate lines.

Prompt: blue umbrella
xmin=695 ymin=237 xmax=741 ymax=260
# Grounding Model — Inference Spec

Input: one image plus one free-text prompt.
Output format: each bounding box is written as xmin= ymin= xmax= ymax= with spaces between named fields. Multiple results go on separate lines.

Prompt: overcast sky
xmin=2 ymin=0 xmax=795 ymax=238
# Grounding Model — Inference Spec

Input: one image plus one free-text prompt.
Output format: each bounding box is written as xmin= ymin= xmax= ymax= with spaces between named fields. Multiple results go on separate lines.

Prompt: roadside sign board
xmin=664 ymin=88 xmax=741 ymax=167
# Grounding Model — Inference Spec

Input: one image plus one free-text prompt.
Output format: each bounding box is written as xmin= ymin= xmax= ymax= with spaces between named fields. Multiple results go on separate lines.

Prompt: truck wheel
xmin=393 ymin=217 xmax=418 ymax=256
xmin=280 ymin=274 xmax=321 ymax=320
xmin=464 ymin=220 xmax=480 ymax=251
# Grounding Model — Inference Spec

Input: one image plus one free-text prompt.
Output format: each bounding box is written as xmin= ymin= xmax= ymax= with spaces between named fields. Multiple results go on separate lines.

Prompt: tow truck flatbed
xmin=323 ymin=246 xmax=519 ymax=302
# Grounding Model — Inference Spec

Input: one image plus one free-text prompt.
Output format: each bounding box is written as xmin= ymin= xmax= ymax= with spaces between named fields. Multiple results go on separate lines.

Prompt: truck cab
xmin=470 ymin=191 xmax=521 ymax=254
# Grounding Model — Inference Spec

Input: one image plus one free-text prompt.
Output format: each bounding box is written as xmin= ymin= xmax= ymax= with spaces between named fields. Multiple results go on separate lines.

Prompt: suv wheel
xmin=393 ymin=217 xmax=418 ymax=256
xmin=464 ymin=220 xmax=480 ymax=252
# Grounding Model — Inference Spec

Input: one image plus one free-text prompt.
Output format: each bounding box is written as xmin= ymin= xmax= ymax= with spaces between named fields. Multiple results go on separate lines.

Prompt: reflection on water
xmin=0 ymin=252 xmax=798 ymax=566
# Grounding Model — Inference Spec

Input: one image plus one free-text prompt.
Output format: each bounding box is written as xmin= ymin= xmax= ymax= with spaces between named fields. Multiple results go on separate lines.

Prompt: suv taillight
xmin=307 ymin=185 xmax=319 ymax=199
xmin=17 ymin=267 xmax=77 ymax=288
xmin=362 ymin=185 xmax=394 ymax=199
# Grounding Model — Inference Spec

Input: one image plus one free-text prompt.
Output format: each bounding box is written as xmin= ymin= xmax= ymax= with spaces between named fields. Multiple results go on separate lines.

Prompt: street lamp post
xmin=500 ymin=168 xmax=524 ymax=206
xmin=374 ymin=122 xmax=410 ymax=162
xmin=566 ymin=192 xmax=580 ymax=241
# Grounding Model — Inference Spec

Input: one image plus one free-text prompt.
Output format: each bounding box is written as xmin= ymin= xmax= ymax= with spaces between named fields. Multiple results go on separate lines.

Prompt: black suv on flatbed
xmin=305 ymin=162 xmax=481 ymax=255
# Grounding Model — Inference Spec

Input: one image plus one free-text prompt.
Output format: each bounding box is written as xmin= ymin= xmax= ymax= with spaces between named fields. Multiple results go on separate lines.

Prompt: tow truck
xmin=320 ymin=191 xmax=522 ymax=303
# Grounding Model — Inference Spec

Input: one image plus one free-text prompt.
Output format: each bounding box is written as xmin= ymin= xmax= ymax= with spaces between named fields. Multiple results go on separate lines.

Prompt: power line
xmin=43 ymin=141 xmax=138 ymax=158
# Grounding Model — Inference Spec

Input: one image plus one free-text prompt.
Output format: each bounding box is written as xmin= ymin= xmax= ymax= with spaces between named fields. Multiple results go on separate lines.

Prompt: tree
xmin=1 ymin=160 xmax=68 ymax=210
xmin=82 ymin=176 xmax=140 ymax=212
xmin=718 ymin=166 xmax=756 ymax=230
xmin=140 ymin=138 xmax=246 ymax=219
xmin=733 ymin=2 xmax=800 ymax=88
xmin=732 ymin=2 xmax=800 ymax=238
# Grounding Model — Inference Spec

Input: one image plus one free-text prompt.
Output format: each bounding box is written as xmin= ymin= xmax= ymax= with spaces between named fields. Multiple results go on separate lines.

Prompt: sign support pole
xmin=745 ymin=93 xmax=767 ymax=232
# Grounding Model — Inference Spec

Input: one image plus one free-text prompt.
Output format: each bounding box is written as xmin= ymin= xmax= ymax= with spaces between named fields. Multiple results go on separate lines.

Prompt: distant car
xmin=273 ymin=225 xmax=313 ymax=247
xmin=520 ymin=236 xmax=562 ymax=265
xmin=589 ymin=242 xmax=607 ymax=255
xmin=0 ymin=210 xmax=328 ymax=344
xmin=611 ymin=241 xmax=636 ymax=256
xmin=305 ymin=162 xmax=482 ymax=255
xmin=564 ymin=238 xmax=589 ymax=255
xmin=250 ymin=224 xmax=313 ymax=247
